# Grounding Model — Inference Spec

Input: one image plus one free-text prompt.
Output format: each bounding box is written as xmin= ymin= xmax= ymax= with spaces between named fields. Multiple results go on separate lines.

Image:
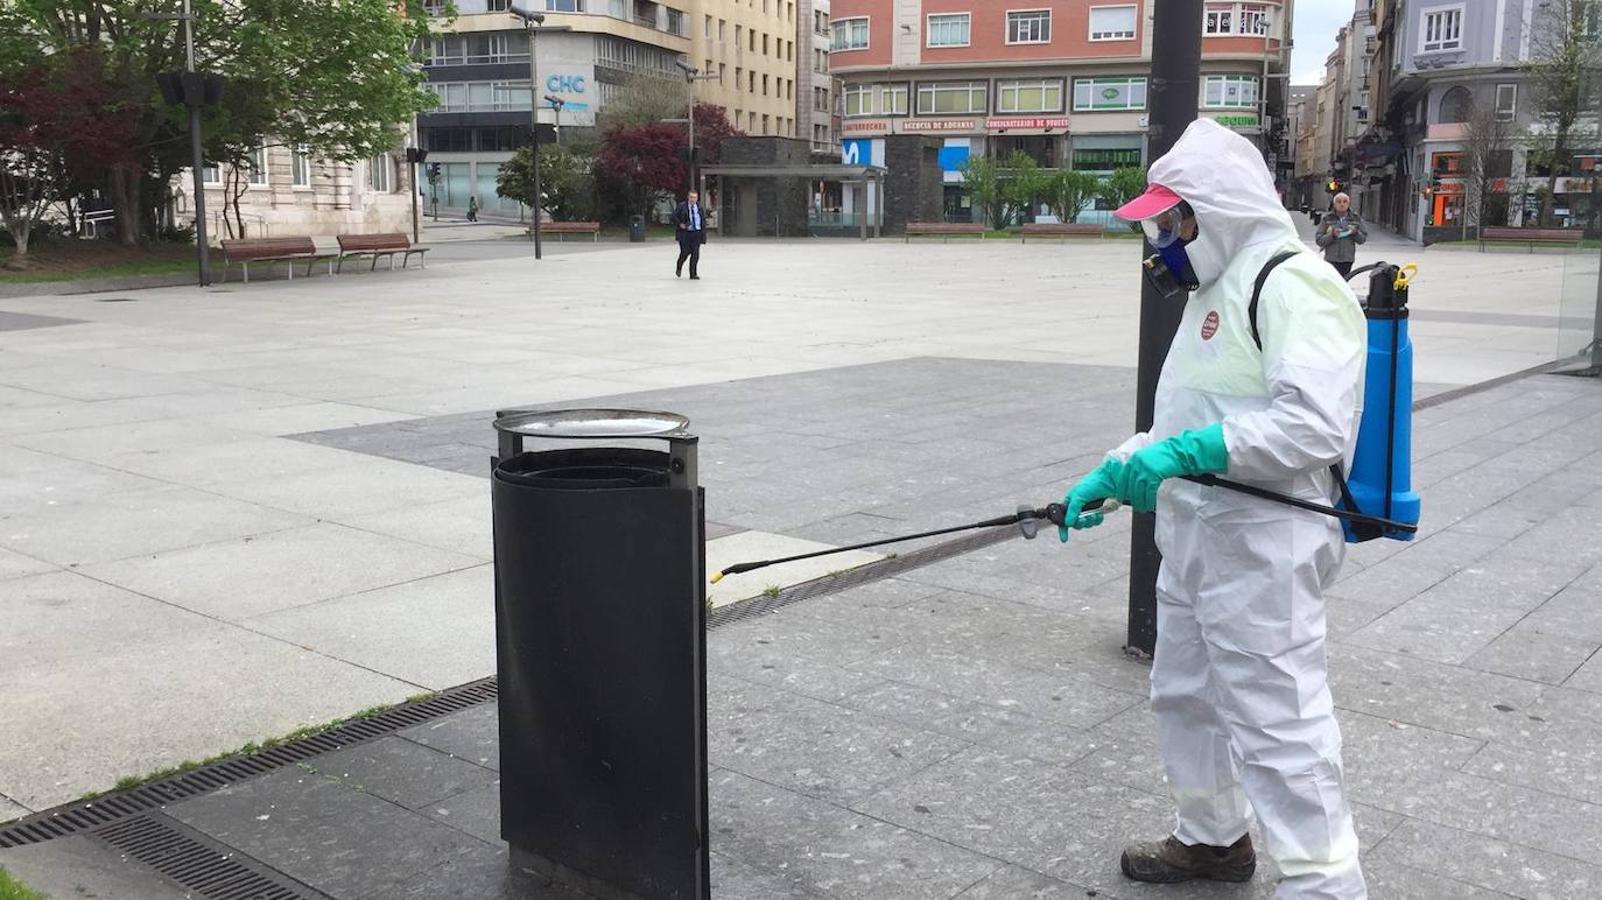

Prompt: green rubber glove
xmin=1117 ymin=423 xmax=1230 ymax=513
xmin=1059 ymin=457 xmax=1124 ymax=543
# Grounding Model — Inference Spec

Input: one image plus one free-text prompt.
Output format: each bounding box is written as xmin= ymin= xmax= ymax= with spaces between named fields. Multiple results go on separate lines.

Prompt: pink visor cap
xmin=1114 ymin=183 xmax=1184 ymax=221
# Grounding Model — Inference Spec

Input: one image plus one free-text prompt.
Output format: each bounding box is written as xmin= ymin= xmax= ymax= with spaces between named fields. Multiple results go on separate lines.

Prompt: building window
xmin=762 ymin=114 xmax=770 ymax=133
xmin=927 ymin=13 xmax=971 ymax=47
xmin=831 ymin=17 xmax=868 ymax=50
xmin=1088 ymin=5 xmax=1137 ymax=41
xmin=1007 ymin=10 xmax=1051 ymax=44
xmin=997 ymin=78 xmax=1064 ymax=114
xmin=291 ymin=148 xmax=311 ymax=187
xmin=1420 ymin=5 xmax=1463 ymax=52
xmin=201 ymin=162 xmax=222 ymax=185
xmin=249 ymin=144 xmax=269 ymax=185
xmin=704 ymin=13 xmax=712 ymax=37
xmin=544 ymin=0 xmax=581 ymax=10
xmin=368 ymin=154 xmax=391 ymax=193
xmin=844 ymin=82 xmax=873 ymax=116
xmin=1202 ymin=74 xmax=1258 ymax=109
xmin=1073 ymin=76 xmax=1147 ymax=111
xmin=1495 ymin=83 xmax=1517 ymax=121
xmin=762 ymin=73 xmax=769 ymax=95
xmin=1072 ymin=147 xmax=1142 ymax=171
xmin=882 ymin=83 xmax=908 ymax=114
xmin=1204 ymin=3 xmax=1270 ymax=36
xmin=719 ymin=18 xmax=726 ymax=40
xmin=748 ymin=111 xmax=756 ymax=131
xmin=665 ymin=8 xmax=686 ymax=36
xmin=1437 ymin=84 xmax=1473 ymax=123
xmin=917 ymin=80 xmax=986 ymax=114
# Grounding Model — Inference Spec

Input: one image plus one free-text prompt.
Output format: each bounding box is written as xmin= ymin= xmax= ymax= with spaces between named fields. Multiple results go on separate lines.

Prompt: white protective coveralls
xmin=1113 ymin=119 xmax=1368 ymax=898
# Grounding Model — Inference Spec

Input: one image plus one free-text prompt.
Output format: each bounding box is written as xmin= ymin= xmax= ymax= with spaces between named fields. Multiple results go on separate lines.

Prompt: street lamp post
xmin=405 ymin=147 xmax=428 ymax=244
xmin=147 ymin=0 xmax=213 ymax=287
xmin=673 ymin=60 xmax=718 ymax=200
xmin=510 ymin=5 xmax=545 ymax=259
xmin=544 ymin=95 xmax=566 ymax=147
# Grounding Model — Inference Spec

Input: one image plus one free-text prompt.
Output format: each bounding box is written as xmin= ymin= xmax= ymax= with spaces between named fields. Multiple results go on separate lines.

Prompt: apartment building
xmin=1287 ymin=83 xmax=1317 ymax=207
xmin=1349 ymin=0 xmax=1602 ymax=240
xmin=686 ymin=0 xmax=802 ymax=139
xmin=828 ymin=1 xmax=1293 ymax=221
xmin=796 ymin=0 xmax=840 ymax=153
xmin=175 ymin=148 xmax=410 ymax=239
xmin=418 ymin=0 xmax=692 ymax=216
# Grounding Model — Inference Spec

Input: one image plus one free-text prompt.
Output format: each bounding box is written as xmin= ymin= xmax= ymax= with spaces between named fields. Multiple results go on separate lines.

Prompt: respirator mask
xmin=1139 ymin=201 xmax=1198 ymax=299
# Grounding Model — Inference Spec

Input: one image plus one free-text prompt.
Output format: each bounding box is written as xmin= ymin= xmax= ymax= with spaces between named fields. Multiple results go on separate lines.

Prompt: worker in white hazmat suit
xmin=1059 ymin=118 xmax=1368 ymax=898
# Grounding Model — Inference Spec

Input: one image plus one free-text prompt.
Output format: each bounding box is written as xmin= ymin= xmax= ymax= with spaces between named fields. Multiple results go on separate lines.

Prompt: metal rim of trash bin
xmin=493 ymin=408 xmax=691 ymax=440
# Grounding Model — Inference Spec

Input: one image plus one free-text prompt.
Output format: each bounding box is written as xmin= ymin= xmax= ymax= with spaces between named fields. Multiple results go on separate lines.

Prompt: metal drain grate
xmin=0 ymin=679 xmax=497 ymax=849
xmin=96 ymin=814 xmax=328 ymax=899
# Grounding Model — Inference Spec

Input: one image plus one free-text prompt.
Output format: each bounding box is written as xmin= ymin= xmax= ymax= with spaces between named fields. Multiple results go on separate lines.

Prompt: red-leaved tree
xmin=596 ymin=104 xmax=741 ymax=217
xmin=0 ymin=49 xmax=139 ymax=256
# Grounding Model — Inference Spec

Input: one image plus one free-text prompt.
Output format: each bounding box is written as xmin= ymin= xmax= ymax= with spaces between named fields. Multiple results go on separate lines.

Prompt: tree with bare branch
xmin=1525 ymin=0 xmax=1602 ymax=227
xmin=1459 ymin=91 xmax=1515 ymax=239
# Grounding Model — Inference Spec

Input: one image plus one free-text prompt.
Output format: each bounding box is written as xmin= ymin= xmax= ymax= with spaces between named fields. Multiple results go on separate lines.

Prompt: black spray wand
xmin=709 ymin=499 xmax=1118 ymax=583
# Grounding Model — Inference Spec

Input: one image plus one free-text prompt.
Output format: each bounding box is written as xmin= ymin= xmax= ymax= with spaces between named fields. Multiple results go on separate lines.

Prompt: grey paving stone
xmin=1343 ymin=566 xmax=1559 ymax=665
xmin=426 ymin=780 xmax=501 ymax=846
xmin=848 ymin=744 xmax=1205 ymax=896
xmin=165 ymin=766 xmax=491 ymax=899
xmin=302 ymin=735 xmax=497 ymax=811
xmin=1327 ymin=644 xmax=1547 ymax=743
xmin=709 ymin=768 xmax=1004 ymax=900
xmin=834 ymin=681 xmax=1100 ymax=767
xmin=1360 ymin=856 xmax=1517 ymax=899
xmin=0 ymin=833 xmax=191 ymax=900
xmin=1520 ymin=577 xmax=1602 ymax=644
xmin=849 ymin=641 xmax=1144 ymax=731
xmin=1369 ymin=819 xmax=1602 ymax=900
xmin=371 ymin=841 xmax=592 ymax=900
xmin=1464 ymin=628 xmax=1599 ymax=684
xmin=709 ymin=675 xmax=970 ymax=804
xmin=1459 ymin=709 xmax=1602 ymax=806
xmin=0 ymin=310 xmax=82 ymax=331
xmin=395 ymin=703 xmax=499 ymax=771
xmin=1338 ymin=710 xmax=1485 ymax=798
xmin=1566 ymin=651 xmax=1602 ymax=695
xmin=706 ymin=610 xmax=901 ymax=703
xmin=710 ymin=849 xmax=829 ymax=899
xmin=951 ymin=865 xmax=1096 ymax=899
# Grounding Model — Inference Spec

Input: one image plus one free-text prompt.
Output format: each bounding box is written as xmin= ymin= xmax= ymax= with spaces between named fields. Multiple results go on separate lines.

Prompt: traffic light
xmin=1327 ymin=179 xmax=1343 ymax=194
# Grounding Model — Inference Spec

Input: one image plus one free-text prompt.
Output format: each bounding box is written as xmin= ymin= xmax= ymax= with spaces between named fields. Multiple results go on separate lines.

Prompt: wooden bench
xmin=538 ymin=221 xmax=601 ymax=242
xmin=1014 ymin=222 xmax=1105 ymax=243
xmin=336 ymin=233 xmax=430 ymax=272
xmin=220 ymin=237 xmax=334 ymax=283
xmin=904 ymin=222 xmax=985 ymax=243
xmin=1479 ymin=226 xmax=1586 ymax=252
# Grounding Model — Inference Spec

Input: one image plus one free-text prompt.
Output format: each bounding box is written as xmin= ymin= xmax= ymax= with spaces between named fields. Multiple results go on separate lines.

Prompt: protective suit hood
xmin=1147 ymin=118 xmax=1297 ymax=287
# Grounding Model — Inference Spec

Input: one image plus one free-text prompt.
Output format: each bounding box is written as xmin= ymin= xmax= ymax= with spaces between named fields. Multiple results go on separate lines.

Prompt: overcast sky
xmin=1290 ymin=0 xmax=1358 ymax=85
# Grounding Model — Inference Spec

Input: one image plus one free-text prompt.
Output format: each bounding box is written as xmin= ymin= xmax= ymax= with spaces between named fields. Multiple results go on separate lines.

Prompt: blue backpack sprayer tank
xmin=1341 ymin=261 xmax=1422 ymax=542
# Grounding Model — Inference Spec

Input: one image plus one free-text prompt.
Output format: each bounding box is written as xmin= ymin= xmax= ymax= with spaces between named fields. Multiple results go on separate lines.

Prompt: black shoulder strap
xmin=1249 ymin=250 xmax=1301 ymax=351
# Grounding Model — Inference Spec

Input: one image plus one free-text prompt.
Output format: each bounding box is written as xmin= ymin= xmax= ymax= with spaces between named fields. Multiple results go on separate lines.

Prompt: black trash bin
xmin=629 ymin=215 xmax=646 ymax=242
xmin=491 ymin=409 xmax=708 ymax=900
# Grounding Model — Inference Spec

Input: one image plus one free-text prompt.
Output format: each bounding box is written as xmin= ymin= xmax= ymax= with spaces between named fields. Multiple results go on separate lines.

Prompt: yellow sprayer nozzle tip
xmin=710 ymin=572 xmax=724 ymax=584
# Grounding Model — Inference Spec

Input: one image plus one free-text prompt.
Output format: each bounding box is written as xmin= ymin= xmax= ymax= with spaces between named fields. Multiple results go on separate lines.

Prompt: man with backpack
xmin=1058 ymin=119 xmax=1369 ymax=899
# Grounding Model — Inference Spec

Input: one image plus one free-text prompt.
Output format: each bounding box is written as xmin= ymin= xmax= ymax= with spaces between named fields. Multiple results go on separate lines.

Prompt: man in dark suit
xmin=673 ymin=191 xmax=706 ymax=280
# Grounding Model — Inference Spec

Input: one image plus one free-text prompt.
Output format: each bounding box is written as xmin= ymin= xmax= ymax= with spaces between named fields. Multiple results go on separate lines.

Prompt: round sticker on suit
xmin=1201 ymin=310 xmax=1220 ymax=340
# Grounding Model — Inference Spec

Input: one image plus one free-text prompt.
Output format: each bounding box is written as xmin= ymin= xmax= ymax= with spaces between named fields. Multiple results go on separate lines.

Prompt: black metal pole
xmin=529 ymin=23 xmax=543 ymax=259
xmin=1127 ymin=0 xmax=1203 ymax=658
xmin=410 ymin=160 xmax=420 ymax=244
xmin=188 ymin=103 xmax=210 ymax=286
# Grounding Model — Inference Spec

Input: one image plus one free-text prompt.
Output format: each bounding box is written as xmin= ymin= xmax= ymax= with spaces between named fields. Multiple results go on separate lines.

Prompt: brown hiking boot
xmin=1120 ymin=833 xmax=1256 ymax=884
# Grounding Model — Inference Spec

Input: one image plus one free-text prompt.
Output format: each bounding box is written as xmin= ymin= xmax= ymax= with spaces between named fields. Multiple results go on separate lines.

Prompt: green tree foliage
xmin=1098 ymin=165 xmax=1148 ymax=211
xmin=1526 ymin=0 xmax=1602 ymax=225
xmin=0 ymin=0 xmax=440 ymax=246
xmin=497 ymin=144 xmax=598 ymax=222
xmin=595 ymin=75 xmax=692 ymax=133
xmin=1046 ymin=169 xmax=1101 ymax=225
xmin=959 ymin=154 xmax=1004 ymax=228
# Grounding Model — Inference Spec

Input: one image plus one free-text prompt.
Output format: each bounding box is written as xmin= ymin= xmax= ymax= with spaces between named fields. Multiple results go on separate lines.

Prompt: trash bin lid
xmin=493 ymin=408 xmax=691 ymax=440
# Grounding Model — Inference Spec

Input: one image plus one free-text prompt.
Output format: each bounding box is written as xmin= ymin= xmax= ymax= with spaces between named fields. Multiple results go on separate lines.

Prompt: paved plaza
xmin=2 ymin=225 xmax=1601 ymax=897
